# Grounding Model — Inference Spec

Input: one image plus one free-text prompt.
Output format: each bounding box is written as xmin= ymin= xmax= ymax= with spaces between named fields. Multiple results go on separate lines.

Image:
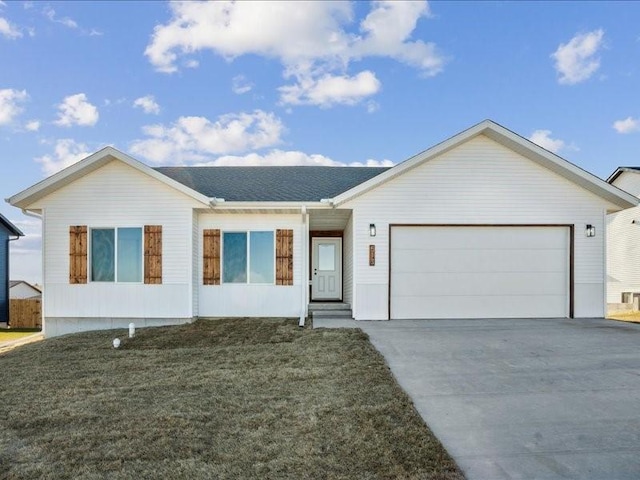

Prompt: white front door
xmin=312 ymin=238 xmax=342 ymax=300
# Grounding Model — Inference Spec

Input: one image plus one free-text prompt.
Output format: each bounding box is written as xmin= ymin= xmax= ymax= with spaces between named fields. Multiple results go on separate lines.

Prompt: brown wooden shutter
xmin=276 ymin=229 xmax=293 ymax=285
xmin=144 ymin=225 xmax=162 ymax=284
xmin=69 ymin=226 xmax=87 ymax=284
xmin=203 ymin=229 xmax=220 ymax=285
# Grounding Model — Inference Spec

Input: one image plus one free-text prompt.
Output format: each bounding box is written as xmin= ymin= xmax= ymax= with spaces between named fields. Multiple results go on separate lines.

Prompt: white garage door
xmin=390 ymin=226 xmax=569 ymax=319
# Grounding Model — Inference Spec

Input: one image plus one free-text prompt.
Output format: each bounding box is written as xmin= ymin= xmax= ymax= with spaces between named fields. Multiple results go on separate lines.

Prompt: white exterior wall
xmin=342 ymin=212 xmax=354 ymax=306
xmin=192 ymin=210 xmax=200 ymax=315
xmin=343 ymin=135 xmax=617 ymax=319
xmin=197 ymin=213 xmax=303 ymax=318
xmin=28 ymin=160 xmax=204 ymax=336
xmin=9 ymin=283 xmax=41 ymax=299
xmin=607 ymin=172 xmax=640 ymax=303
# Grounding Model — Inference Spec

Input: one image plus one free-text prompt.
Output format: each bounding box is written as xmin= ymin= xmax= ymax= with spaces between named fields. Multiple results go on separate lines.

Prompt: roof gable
xmin=0 ymin=212 xmax=23 ymax=236
xmin=7 ymin=147 xmax=212 ymax=210
xmin=332 ymin=120 xmax=638 ymax=210
xmin=607 ymin=167 xmax=640 ymax=184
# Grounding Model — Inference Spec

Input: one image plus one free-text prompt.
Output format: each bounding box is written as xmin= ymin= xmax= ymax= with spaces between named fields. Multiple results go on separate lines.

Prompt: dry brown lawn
xmin=607 ymin=311 xmax=640 ymax=323
xmin=0 ymin=318 xmax=464 ymax=480
xmin=0 ymin=331 xmax=37 ymax=343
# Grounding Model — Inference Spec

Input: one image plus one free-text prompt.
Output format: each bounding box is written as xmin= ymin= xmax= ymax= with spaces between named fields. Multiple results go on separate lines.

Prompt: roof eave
xmin=332 ymin=119 xmax=638 ymax=210
xmin=0 ymin=212 xmax=24 ymax=236
xmin=7 ymin=146 xmax=212 ymax=210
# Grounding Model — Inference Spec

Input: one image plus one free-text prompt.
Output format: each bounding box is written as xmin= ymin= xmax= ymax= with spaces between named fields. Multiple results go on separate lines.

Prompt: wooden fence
xmin=10 ymin=298 xmax=42 ymax=329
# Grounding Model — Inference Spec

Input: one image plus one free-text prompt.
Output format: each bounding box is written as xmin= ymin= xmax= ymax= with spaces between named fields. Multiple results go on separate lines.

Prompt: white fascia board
xmin=332 ymin=119 xmax=638 ymax=210
xmin=209 ymin=201 xmax=330 ymax=210
xmin=606 ymin=167 xmax=640 ymax=184
xmin=7 ymin=146 xmax=211 ymax=209
xmin=483 ymin=126 xmax=638 ymax=210
xmin=332 ymin=121 xmax=490 ymax=206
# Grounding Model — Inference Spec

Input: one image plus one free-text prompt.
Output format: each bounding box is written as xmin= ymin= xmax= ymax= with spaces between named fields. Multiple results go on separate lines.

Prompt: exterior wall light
xmin=586 ymin=224 xmax=596 ymax=237
xmin=369 ymin=223 xmax=376 ymax=237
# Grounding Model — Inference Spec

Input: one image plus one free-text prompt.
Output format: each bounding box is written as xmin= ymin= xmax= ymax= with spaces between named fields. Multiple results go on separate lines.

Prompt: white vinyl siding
xmin=391 ymin=226 xmax=569 ymax=319
xmin=198 ymin=213 xmax=302 ymax=317
xmin=607 ymin=172 xmax=640 ymax=303
xmin=191 ymin=210 xmax=199 ymax=316
xmin=342 ymin=212 xmax=354 ymax=306
xmin=343 ymin=135 xmax=617 ymax=319
xmin=28 ymin=160 xmax=203 ymax=322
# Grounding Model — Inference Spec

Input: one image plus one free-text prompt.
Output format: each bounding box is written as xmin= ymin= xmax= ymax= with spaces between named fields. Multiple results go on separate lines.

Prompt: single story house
xmin=0 ymin=213 xmax=24 ymax=325
xmin=7 ymin=120 xmax=638 ymax=337
xmin=606 ymin=167 xmax=640 ymax=306
xmin=9 ymin=280 xmax=42 ymax=300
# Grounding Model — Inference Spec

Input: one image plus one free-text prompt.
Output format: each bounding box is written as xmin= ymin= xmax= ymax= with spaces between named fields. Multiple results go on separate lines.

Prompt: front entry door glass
xmin=312 ymin=238 xmax=342 ymax=300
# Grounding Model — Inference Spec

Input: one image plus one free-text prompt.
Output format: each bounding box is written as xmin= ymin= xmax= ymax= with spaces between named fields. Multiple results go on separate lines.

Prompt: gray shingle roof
xmin=154 ymin=166 xmax=390 ymax=202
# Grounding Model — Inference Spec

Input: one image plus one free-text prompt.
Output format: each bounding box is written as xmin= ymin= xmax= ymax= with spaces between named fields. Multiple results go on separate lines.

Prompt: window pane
xmin=318 ymin=244 xmax=335 ymax=271
xmin=223 ymin=232 xmax=247 ymax=283
xmin=91 ymin=229 xmax=115 ymax=282
xmin=117 ymin=228 xmax=142 ymax=282
xmin=249 ymin=231 xmax=274 ymax=284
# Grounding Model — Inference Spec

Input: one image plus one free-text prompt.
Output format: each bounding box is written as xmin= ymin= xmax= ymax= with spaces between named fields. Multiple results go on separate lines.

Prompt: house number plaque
xmin=369 ymin=245 xmax=375 ymax=266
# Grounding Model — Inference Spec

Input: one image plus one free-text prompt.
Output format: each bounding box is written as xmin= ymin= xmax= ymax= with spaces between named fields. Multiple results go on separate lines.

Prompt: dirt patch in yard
xmin=0 ymin=318 xmax=464 ymax=479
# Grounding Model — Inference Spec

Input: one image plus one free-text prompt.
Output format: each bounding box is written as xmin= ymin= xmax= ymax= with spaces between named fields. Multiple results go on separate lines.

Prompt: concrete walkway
xmin=357 ymin=318 xmax=640 ymax=480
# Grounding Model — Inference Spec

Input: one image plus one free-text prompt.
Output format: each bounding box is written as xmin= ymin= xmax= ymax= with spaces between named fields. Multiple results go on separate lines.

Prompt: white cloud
xmin=279 ymin=70 xmax=381 ymax=107
xmin=133 ymin=95 xmax=161 ymax=115
xmin=0 ymin=88 xmax=28 ymax=125
xmin=196 ymin=149 xmax=394 ymax=167
xmin=551 ymin=29 xmax=604 ymax=85
xmin=528 ymin=129 xmax=567 ymax=153
xmin=145 ymin=1 xmax=443 ymax=106
xmin=35 ymin=138 xmax=91 ymax=175
xmin=54 ymin=93 xmax=99 ymax=127
xmin=130 ymin=110 xmax=285 ymax=164
xmin=613 ymin=116 xmax=640 ymax=134
xmin=43 ymin=5 xmax=78 ymax=29
xmin=0 ymin=16 xmax=22 ymax=39
xmin=24 ymin=119 xmax=40 ymax=131
xmin=232 ymin=75 xmax=253 ymax=95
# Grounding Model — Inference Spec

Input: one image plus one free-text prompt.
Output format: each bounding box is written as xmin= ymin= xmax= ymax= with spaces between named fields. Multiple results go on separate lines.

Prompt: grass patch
xmin=0 ymin=331 xmax=39 ymax=343
xmin=0 ymin=318 xmax=463 ymax=479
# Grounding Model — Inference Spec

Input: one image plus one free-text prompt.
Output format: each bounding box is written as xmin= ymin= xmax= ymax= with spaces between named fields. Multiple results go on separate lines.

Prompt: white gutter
xmin=208 ymin=200 xmax=330 ymax=210
xmin=299 ymin=205 xmax=307 ymax=327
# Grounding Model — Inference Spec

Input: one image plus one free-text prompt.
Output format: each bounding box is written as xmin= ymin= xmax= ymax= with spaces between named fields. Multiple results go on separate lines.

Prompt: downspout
xmin=299 ymin=205 xmax=307 ymax=327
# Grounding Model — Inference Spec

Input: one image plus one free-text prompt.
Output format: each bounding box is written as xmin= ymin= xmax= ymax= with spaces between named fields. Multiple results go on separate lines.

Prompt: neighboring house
xmin=606 ymin=167 xmax=640 ymax=305
xmin=9 ymin=280 xmax=42 ymax=299
xmin=7 ymin=120 xmax=638 ymax=337
xmin=0 ymin=213 xmax=24 ymax=325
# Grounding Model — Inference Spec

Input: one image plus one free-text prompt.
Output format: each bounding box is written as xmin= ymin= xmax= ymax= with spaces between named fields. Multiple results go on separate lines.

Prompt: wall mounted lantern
xmin=586 ymin=224 xmax=596 ymax=237
xmin=369 ymin=223 xmax=376 ymax=237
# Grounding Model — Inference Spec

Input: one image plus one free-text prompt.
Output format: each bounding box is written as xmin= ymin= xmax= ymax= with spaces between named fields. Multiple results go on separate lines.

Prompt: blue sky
xmin=1 ymin=0 xmax=640 ymax=283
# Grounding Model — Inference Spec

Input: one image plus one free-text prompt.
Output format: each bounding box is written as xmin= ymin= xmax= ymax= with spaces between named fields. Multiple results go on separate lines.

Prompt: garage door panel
xmin=393 ymin=271 xmax=566 ymax=297
xmin=392 ymin=248 xmax=567 ymax=274
xmin=392 ymin=295 xmax=568 ymax=319
xmin=390 ymin=226 xmax=569 ymax=319
xmin=393 ymin=226 xmax=567 ymax=250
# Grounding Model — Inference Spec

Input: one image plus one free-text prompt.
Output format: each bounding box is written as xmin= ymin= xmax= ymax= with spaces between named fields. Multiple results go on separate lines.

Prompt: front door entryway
xmin=311 ymin=237 xmax=342 ymax=300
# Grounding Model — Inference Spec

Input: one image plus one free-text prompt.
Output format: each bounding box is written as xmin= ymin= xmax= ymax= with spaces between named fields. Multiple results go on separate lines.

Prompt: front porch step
xmin=308 ymin=302 xmax=351 ymax=311
xmin=311 ymin=309 xmax=353 ymax=318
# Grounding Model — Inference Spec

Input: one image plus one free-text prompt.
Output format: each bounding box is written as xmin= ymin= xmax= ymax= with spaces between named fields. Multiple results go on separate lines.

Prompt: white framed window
xmin=222 ymin=231 xmax=275 ymax=284
xmin=90 ymin=227 xmax=143 ymax=283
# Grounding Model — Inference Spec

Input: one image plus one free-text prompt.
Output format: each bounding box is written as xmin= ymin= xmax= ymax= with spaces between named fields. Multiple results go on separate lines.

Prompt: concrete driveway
xmin=358 ymin=318 xmax=640 ymax=480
